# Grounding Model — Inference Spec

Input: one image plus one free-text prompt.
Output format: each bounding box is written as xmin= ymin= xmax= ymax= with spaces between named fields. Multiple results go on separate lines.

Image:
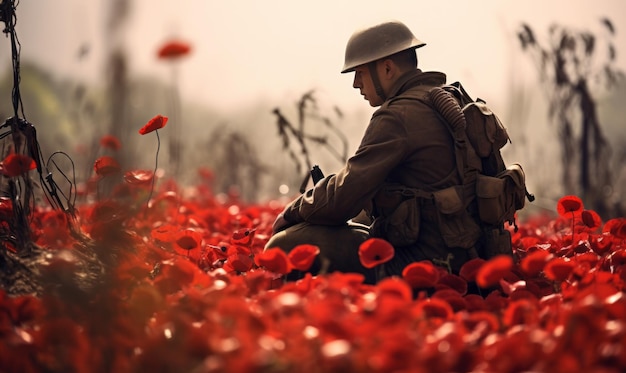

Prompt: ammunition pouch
xmin=370 ymin=184 xmax=425 ymax=247
xmin=371 ymin=184 xmax=482 ymax=250
xmin=371 ymin=198 xmax=421 ymax=247
xmin=432 ymin=185 xmax=481 ymax=249
xmin=476 ymin=163 xmax=526 ymax=225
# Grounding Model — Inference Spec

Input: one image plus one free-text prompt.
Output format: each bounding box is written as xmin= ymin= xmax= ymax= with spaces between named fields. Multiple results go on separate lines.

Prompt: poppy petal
xmin=476 ymin=255 xmax=514 ymax=288
xmin=459 ymin=258 xmax=486 ymax=282
xmin=604 ymin=218 xmax=626 ymax=239
xmin=93 ymin=156 xmax=121 ymax=176
xmin=358 ymin=238 xmax=395 ymax=269
xmin=173 ymin=229 xmax=202 ymax=254
xmin=436 ymin=273 xmax=468 ymax=295
xmin=1 ymin=154 xmax=37 ymax=177
xmin=255 ymin=247 xmax=292 ymax=275
xmin=151 ymin=224 xmax=178 ymax=243
xmin=376 ymin=277 xmax=413 ymax=302
xmin=580 ymin=209 xmax=602 ymax=230
xmin=402 ymin=261 xmax=440 ymax=289
xmin=287 ymin=244 xmax=320 ymax=272
xmin=139 ymin=114 xmax=169 ymax=135
xmin=556 ymin=195 xmax=583 ymax=216
xmin=157 ymin=40 xmax=192 ymax=59
xmin=230 ymin=228 xmax=256 ymax=245
xmin=226 ymin=253 xmax=254 ymax=273
xmin=412 ymin=297 xmax=453 ymax=320
xmin=520 ymin=249 xmax=552 ymax=277
xmin=543 ymin=257 xmax=575 ymax=281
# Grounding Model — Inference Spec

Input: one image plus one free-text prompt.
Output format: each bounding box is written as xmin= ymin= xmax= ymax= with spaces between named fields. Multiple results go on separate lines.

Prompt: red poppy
xmin=173 ymin=229 xmax=203 ymax=255
xmin=358 ymin=238 xmax=395 ymax=268
xmin=99 ymin=135 xmax=121 ymax=150
xmin=377 ymin=277 xmax=413 ymax=302
xmin=287 ymin=244 xmax=320 ymax=271
xmin=591 ymin=234 xmax=613 ymax=255
xmin=475 ymin=255 xmax=514 ymax=288
xmin=556 ymin=195 xmax=583 ymax=216
xmin=459 ymin=258 xmax=486 ymax=282
xmin=402 ymin=261 xmax=440 ymax=289
xmin=543 ymin=257 xmax=575 ymax=282
xmin=580 ymin=209 xmax=602 ymax=231
xmin=157 ymin=40 xmax=192 ymax=59
xmin=0 ymin=153 xmax=36 ymax=177
xmin=484 ymin=289 xmax=509 ymax=312
xmin=225 ymin=253 xmax=254 ymax=273
xmin=226 ymin=244 xmax=252 ymax=257
xmin=461 ymin=310 xmax=499 ymax=333
xmin=520 ymin=249 xmax=552 ymax=277
xmin=464 ymin=294 xmax=488 ymax=312
xmin=326 ymin=272 xmax=366 ymax=290
xmin=432 ymin=289 xmax=468 ymax=312
xmin=502 ymin=299 xmax=538 ymax=327
xmin=93 ymin=156 xmax=121 ymax=176
xmin=151 ymin=223 xmax=178 ymax=243
xmin=230 ymin=228 xmax=256 ymax=246
xmin=255 ymin=247 xmax=292 ymax=274
xmin=436 ymin=273 xmax=468 ymax=296
xmin=139 ymin=114 xmax=168 ymax=135
xmin=412 ymin=297 xmax=453 ymax=320
xmin=155 ymin=258 xmax=198 ymax=293
xmin=604 ymin=218 xmax=626 ymax=239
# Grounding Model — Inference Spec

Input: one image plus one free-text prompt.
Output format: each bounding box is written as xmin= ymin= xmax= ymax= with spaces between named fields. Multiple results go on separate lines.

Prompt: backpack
xmin=428 ymin=82 xmax=534 ymax=258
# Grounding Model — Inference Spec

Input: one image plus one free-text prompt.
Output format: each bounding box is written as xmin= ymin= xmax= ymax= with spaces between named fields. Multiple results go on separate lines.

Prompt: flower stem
xmin=145 ymin=130 xmax=160 ymax=210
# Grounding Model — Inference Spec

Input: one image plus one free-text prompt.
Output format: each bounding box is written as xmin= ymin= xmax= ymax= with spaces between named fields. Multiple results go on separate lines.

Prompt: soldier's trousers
xmin=264 ymin=221 xmax=377 ymax=284
xmin=264 ymin=217 xmax=475 ymax=285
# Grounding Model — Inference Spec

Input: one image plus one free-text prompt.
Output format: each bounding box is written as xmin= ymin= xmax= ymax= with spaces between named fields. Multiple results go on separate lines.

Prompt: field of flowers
xmin=0 ymin=119 xmax=625 ymax=372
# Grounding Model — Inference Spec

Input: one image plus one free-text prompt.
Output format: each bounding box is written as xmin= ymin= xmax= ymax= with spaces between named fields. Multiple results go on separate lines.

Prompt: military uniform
xmin=266 ymin=69 xmax=480 ymax=282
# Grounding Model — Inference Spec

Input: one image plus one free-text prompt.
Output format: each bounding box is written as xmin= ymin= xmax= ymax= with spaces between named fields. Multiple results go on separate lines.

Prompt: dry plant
xmin=273 ymin=90 xmax=348 ymax=192
xmin=518 ymin=18 xmax=625 ymax=218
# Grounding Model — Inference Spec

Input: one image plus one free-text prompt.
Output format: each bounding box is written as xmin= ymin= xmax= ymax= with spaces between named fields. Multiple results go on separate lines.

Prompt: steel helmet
xmin=341 ymin=21 xmax=426 ymax=73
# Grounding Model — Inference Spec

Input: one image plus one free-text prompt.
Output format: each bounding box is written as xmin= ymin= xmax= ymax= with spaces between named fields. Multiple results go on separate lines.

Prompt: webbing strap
xmin=367 ymin=62 xmax=387 ymax=102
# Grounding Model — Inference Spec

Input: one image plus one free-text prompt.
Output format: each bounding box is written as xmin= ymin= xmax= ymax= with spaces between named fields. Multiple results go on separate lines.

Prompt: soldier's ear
xmin=382 ymin=59 xmax=394 ymax=77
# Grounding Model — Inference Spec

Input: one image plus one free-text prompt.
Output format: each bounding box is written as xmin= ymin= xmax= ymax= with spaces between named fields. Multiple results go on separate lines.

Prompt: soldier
xmin=265 ymin=20 xmax=485 ymax=284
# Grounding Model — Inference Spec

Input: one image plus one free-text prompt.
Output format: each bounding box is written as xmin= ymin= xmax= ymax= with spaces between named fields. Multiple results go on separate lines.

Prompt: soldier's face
xmin=352 ymin=65 xmax=383 ymax=107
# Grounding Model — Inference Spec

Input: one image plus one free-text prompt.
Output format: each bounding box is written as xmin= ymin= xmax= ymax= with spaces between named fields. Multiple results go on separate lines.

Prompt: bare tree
xmin=273 ymin=90 xmax=348 ymax=192
xmin=517 ymin=18 xmax=625 ymax=218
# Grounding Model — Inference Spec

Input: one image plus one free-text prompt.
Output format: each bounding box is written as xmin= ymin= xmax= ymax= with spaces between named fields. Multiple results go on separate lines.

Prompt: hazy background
xmin=0 ymin=0 xmax=625 ymax=216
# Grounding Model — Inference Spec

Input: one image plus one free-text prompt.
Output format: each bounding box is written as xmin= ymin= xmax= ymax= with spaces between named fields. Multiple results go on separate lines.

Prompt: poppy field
xmin=1 ymin=119 xmax=626 ymax=372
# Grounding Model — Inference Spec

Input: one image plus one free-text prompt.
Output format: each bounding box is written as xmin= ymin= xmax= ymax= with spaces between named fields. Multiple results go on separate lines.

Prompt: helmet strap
xmin=368 ymin=62 xmax=387 ymax=102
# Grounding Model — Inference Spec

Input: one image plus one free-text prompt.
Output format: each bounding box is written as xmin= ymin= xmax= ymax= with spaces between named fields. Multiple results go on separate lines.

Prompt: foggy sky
xmin=5 ymin=0 xmax=625 ymax=114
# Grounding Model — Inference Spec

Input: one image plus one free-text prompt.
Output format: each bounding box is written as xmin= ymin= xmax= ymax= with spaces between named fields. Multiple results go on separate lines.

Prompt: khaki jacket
xmin=283 ymin=69 xmax=459 ymax=226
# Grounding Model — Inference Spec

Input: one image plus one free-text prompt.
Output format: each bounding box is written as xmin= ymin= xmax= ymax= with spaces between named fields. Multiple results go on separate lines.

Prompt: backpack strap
xmin=387 ymin=85 xmax=479 ymax=206
xmin=447 ymin=81 xmax=484 ymax=105
xmin=427 ymin=87 xmax=481 ymax=191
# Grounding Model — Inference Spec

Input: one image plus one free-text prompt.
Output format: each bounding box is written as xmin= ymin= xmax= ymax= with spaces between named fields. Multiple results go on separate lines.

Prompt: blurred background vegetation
xmin=0 ymin=0 xmax=624 ymax=219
